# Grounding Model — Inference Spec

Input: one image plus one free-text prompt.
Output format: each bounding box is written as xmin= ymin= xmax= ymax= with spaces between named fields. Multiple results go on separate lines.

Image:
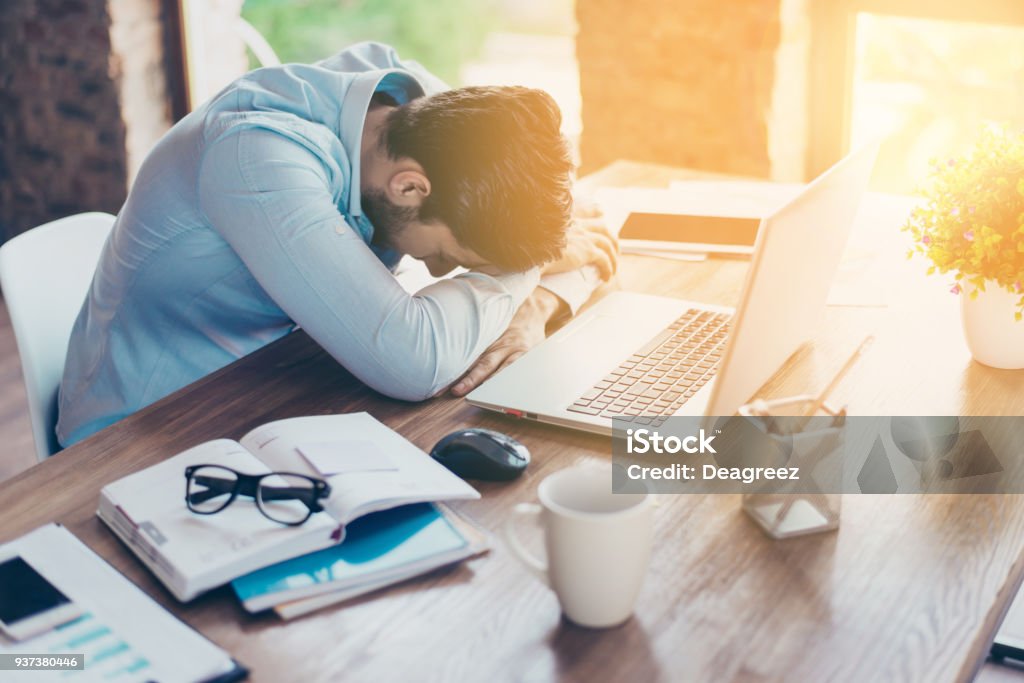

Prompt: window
xmin=808 ymin=0 xmax=1024 ymax=191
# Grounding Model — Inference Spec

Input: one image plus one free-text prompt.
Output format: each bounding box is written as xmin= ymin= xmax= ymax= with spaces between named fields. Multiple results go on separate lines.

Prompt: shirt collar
xmin=339 ymin=69 xmax=426 ymax=218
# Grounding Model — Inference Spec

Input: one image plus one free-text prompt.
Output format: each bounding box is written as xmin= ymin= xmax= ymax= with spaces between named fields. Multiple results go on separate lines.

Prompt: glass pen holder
xmin=738 ymin=396 xmax=846 ymax=540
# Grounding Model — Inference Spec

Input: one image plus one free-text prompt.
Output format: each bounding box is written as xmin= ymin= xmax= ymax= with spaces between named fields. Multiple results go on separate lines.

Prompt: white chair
xmin=0 ymin=212 xmax=115 ymax=460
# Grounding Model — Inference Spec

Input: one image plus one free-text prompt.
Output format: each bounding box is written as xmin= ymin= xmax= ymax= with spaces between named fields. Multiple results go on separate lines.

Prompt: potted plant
xmin=904 ymin=125 xmax=1024 ymax=369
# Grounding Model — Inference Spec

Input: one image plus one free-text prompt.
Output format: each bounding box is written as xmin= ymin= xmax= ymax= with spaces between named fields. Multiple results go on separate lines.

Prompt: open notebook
xmin=98 ymin=413 xmax=478 ymax=601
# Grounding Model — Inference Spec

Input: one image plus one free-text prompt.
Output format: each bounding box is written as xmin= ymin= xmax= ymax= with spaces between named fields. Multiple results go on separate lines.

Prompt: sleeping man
xmin=57 ymin=41 xmax=616 ymax=446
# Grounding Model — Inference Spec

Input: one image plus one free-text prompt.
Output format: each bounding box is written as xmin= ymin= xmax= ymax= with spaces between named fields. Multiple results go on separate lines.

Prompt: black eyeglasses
xmin=184 ymin=465 xmax=331 ymax=526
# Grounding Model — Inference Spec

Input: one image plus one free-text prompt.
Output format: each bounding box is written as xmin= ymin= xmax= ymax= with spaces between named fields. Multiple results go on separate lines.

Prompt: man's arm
xmin=320 ymin=42 xmax=615 ymax=395
xmin=538 ymin=267 xmax=603 ymax=319
xmin=448 ymin=287 xmax=565 ymax=396
xmin=449 ymin=221 xmax=619 ymax=397
xmin=197 ymin=127 xmax=538 ymax=401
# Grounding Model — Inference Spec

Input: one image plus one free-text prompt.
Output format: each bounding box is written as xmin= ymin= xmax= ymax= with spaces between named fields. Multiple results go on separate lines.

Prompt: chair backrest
xmin=0 ymin=212 xmax=115 ymax=460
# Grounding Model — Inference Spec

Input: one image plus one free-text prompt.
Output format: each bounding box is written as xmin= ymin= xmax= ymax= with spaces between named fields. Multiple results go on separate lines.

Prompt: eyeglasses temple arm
xmin=258 ymin=484 xmax=330 ymax=511
xmin=186 ymin=475 xmax=238 ymax=505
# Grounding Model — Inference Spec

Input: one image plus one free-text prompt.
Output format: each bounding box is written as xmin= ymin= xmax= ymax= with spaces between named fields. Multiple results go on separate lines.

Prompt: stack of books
xmin=233 ymin=502 xmax=482 ymax=618
xmin=97 ymin=413 xmax=488 ymax=619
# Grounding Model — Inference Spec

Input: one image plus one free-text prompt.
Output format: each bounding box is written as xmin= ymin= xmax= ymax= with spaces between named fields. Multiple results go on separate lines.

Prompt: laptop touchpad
xmin=555 ymin=313 xmax=616 ymax=345
xmin=554 ymin=314 xmax=654 ymax=366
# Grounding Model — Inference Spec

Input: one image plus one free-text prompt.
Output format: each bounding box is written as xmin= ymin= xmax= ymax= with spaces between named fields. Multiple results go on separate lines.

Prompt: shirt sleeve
xmin=196 ymin=126 xmax=539 ymax=401
xmin=538 ymin=266 xmax=604 ymax=316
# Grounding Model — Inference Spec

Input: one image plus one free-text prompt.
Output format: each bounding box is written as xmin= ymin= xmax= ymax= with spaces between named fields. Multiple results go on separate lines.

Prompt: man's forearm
xmin=538 ymin=265 xmax=604 ymax=318
xmin=524 ymin=286 xmax=569 ymax=327
xmin=447 ymin=285 xmax=564 ymax=397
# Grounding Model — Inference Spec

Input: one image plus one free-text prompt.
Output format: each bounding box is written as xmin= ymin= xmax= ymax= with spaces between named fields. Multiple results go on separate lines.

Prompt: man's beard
xmin=363 ymin=190 xmax=418 ymax=249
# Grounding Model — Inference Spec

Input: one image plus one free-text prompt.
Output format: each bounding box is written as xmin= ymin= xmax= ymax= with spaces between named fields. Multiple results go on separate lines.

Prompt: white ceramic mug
xmin=503 ymin=463 xmax=654 ymax=628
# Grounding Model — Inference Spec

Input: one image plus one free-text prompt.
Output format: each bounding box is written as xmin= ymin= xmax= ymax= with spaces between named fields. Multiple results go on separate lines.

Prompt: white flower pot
xmin=960 ymin=282 xmax=1024 ymax=369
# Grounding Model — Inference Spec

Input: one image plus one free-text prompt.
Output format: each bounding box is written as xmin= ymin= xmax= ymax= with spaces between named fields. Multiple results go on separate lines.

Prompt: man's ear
xmin=387 ymin=169 xmax=431 ymax=208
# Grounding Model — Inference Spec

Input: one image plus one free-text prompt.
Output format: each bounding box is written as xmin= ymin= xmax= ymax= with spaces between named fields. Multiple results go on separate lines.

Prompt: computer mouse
xmin=430 ymin=428 xmax=530 ymax=481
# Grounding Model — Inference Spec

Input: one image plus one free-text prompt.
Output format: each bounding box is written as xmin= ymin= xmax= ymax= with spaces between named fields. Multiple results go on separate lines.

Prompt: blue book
xmin=231 ymin=504 xmax=474 ymax=615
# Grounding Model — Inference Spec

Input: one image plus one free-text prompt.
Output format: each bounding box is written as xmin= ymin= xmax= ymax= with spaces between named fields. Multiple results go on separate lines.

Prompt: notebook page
xmin=239 ymin=413 xmax=479 ymax=524
xmin=101 ymin=439 xmax=338 ymax=586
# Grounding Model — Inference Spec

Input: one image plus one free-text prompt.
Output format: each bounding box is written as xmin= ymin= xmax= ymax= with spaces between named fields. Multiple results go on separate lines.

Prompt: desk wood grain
xmin=2 ymin=161 xmax=1023 ymax=683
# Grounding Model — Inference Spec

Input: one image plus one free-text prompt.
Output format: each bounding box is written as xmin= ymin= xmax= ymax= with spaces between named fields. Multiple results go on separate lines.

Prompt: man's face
xmin=363 ymin=190 xmax=491 ymax=277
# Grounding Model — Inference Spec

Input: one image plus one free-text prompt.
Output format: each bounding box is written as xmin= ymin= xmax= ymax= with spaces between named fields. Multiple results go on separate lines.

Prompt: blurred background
xmin=2 ymin=0 xmax=1024 ymax=238
xmin=174 ymin=0 xmax=1024 ymax=196
xmin=191 ymin=0 xmax=583 ymax=158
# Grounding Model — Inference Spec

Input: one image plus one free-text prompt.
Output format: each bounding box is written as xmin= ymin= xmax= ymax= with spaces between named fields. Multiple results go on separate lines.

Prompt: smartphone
xmin=0 ymin=556 xmax=82 ymax=641
xmin=619 ymin=212 xmax=761 ymax=255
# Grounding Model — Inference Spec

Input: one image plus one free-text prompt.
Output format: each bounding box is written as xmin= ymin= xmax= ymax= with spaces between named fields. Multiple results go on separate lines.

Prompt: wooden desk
xmin=2 ymin=161 xmax=1024 ymax=682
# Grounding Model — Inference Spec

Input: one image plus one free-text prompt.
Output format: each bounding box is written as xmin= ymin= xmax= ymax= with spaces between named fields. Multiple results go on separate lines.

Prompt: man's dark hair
xmin=382 ymin=85 xmax=574 ymax=272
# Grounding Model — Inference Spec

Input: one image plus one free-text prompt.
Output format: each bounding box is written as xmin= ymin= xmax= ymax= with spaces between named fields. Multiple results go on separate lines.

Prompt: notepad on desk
xmin=97 ymin=413 xmax=479 ymax=602
xmin=0 ymin=525 xmax=244 ymax=683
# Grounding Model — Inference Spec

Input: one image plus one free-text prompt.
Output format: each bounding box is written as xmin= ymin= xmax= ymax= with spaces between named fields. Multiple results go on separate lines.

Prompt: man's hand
xmin=543 ymin=204 xmax=619 ymax=279
xmin=448 ymin=288 xmax=565 ymax=397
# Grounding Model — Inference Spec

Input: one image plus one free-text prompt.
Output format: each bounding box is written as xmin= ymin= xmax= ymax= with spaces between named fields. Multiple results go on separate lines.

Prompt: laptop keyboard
xmin=566 ymin=309 xmax=731 ymax=426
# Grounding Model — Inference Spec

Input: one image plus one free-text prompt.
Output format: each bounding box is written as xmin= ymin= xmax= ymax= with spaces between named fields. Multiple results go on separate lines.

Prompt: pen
xmin=773 ymin=335 xmax=874 ymax=526
xmin=795 ymin=335 xmax=874 ymax=433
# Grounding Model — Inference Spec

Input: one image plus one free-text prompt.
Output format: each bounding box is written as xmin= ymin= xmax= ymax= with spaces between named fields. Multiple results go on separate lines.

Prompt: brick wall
xmin=0 ymin=0 xmax=175 ymax=242
xmin=576 ymin=0 xmax=790 ymax=178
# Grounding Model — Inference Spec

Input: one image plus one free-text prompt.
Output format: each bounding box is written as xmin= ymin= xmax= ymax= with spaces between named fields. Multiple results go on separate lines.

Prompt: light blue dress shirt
xmin=57 ymin=42 xmax=572 ymax=447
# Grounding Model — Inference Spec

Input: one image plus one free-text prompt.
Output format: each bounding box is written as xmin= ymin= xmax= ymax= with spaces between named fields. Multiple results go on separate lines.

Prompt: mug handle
xmin=502 ymin=503 xmax=549 ymax=587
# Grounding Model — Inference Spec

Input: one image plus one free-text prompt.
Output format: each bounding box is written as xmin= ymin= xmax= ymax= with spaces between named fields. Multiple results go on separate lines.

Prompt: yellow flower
xmin=903 ymin=125 xmax=1024 ymax=319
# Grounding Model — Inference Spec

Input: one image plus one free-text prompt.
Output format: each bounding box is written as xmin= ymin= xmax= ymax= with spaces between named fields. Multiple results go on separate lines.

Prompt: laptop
xmin=467 ymin=144 xmax=879 ymax=434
